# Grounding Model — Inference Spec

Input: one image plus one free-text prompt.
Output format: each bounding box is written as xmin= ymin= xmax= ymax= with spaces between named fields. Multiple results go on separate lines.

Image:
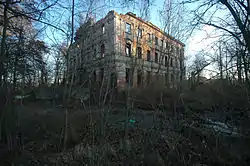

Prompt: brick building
xmin=69 ymin=10 xmax=185 ymax=89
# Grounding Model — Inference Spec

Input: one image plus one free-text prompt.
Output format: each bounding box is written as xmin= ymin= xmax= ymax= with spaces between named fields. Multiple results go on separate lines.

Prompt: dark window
xmin=155 ymin=52 xmax=158 ymax=63
xmin=101 ymin=44 xmax=105 ymax=57
xmin=180 ymin=59 xmax=184 ymax=70
xmin=93 ymin=70 xmax=96 ymax=82
xmin=94 ymin=48 xmax=97 ymax=57
xmin=165 ymin=56 xmax=168 ymax=67
xmin=137 ymin=47 xmax=142 ymax=59
xmin=170 ymin=57 xmax=173 ymax=67
xmin=155 ymin=36 xmax=158 ymax=45
xmin=171 ymin=45 xmax=174 ymax=53
xmin=126 ymin=68 xmax=130 ymax=84
xmin=176 ymin=47 xmax=180 ymax=56
xmin=138 ymin=28 xmax=142 ymax=38
xmin=148 ymin=33 xmax=151 ymax=41
xmin=147 ymin=50 xmax=151 ymax=61
xmin=125 ymin=43 xmax=131 ymax=56
xmin=137 ymin=70 xmax=142 ymax=87
xmin=126 ymin=23 xmax=131 ymax=34
xmin=161 ymin=39 xmax=163 ymax=46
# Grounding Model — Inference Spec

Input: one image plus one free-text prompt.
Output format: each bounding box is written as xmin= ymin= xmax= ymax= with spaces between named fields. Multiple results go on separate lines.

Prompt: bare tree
xmin=183 ymin=0 xmax=249 ymax=50
xmin=157 ymin=0 xmax=189 ymax=88
xmin=180 ymin=0 xmax=249 ymax=87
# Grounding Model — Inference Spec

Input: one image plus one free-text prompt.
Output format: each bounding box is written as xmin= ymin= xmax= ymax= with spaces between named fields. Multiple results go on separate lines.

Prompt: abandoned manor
xmin=69 ymin=10 xmax=185 ymax=89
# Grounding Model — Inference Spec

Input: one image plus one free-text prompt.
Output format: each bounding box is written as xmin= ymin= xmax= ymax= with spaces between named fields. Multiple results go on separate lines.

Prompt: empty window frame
xmin=171 ymin=45 xmax=174 ymax=53
xmin=126 ymin=23 xmax=131 ymax=34
xmin=147 ymin=50 xmax=151 ymax=61
xmin=166 ymin=42 xmax=169 ymax=51
xmin=125 ymin=43 xmax=131 ymax=56
xmin=176 ymin=47 xmax=180 ymax=57
xmin=155 ymin=52 xmax=158 ymax=63
xmin=102 ymin=24 xmax=105 ymax=34
xmin=138 ymin=28 xmax=142 ymax=38
xmin=137 ymin=47 xmax=142 ymax=59
xmin=93 ymin=70 xmax=96 ymax=82
xmin=155 ymin=36 xmax=158 ymax=45
xmin=165 ymin=56 xmax=168 ymax=67
xmin=148 ymin=33 xmax=151 ymax=42
xmin=126 ymin=68 xmax=130 ymax=84
xmin=175 ymin=58 xmax=178 ymax=67
xmin=94 ymin=48 xmax=97 ymax=57
xmin=101 ymin=44 xmax=105 ymax=57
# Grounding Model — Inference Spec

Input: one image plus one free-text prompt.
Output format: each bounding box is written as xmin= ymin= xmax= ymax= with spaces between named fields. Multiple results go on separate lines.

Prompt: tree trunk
xmin=0 ymin=0 xmax=9 ymax=141
xmin=236 ymin=51 xmax=242 ymax=83
xmin=13 ymin=53 xmax=18 ymax=90
xmin=219 ymin=0 xmax=250 ymax=54
xmin=242 ymin=50 xmax=249 ymax=85
xmin=13 ymin=28 xmax=23 ymax=90
xmin=219 ymin=44 xmax=223 ymax=80
xmin=0 ymin=0 xmax=9 ymax=86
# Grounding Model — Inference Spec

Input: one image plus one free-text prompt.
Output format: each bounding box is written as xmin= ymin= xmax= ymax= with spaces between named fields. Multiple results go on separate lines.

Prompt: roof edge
xmin=124 ymin=12 xmax=185 ymax=47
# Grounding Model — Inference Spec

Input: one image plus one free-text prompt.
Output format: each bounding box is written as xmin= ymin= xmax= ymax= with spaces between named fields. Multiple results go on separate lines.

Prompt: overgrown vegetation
xmin=1 ymin=81 xmax=250 ymax=165
xmin=0 ymin=0 xmax=250 ymax=165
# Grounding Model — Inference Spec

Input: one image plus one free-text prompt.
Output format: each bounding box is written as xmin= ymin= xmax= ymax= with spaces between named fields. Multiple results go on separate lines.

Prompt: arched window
xmin=102 ymin=24 xmax=105 ymax=34
xmin=137 ymin=47 xmax=142 ymax=59
xmin=125 ymin=43 xmax=131 ymax=56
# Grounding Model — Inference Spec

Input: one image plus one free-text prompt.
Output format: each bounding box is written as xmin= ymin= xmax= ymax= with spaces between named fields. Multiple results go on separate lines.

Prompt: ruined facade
xmin=69 ymin=10 xmax=185 ymax=89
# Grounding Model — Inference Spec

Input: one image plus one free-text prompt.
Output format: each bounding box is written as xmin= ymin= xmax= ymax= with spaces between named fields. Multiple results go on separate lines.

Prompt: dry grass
xmin=1 ymin=80 xmax=250 ymax=165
